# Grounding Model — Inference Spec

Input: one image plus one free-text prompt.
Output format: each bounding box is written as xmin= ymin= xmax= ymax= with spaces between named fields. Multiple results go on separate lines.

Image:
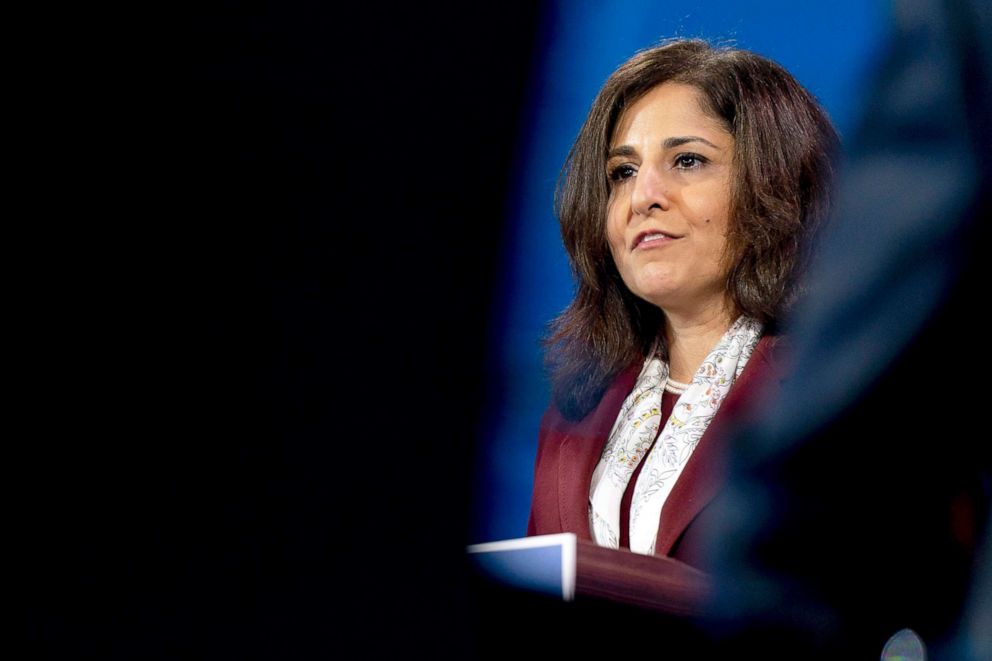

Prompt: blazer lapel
xmin=556 ymin=363 xmax=641 ymax=539
xmin=654 ymin=335 xmax=785 ymax=555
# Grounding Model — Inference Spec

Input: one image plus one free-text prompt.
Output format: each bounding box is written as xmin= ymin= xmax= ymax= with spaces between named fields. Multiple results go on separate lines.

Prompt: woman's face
xmin=605 ymin=82 xmax=735 ymax=320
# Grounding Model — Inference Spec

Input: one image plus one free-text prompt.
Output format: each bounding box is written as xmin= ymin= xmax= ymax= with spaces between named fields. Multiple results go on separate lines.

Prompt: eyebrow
xmin=607 ymin=135 xmax=720 ymax=159
xmin=606 ymin=145 xmax=637 ymax=159
xmin=664 ymin=135 xmax=719 ymax=149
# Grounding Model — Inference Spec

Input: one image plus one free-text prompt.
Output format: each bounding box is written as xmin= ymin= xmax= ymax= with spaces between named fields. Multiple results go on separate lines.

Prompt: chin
xmin=631 ymin=285 xmax=680 ymax=310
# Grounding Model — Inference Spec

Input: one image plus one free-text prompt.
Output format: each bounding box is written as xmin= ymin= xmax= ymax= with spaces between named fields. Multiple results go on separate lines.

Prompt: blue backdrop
xmin=472 ymin=0 xmax=891 ymax=542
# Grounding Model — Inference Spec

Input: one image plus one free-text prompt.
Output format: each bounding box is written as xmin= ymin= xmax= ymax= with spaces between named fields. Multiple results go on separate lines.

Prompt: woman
xmin=527 ymin=39 xmax=838 ymax=567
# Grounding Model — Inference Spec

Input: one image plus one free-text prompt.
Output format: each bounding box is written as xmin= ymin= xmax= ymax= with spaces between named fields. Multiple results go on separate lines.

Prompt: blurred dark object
xmin=467 ymin=551 xmax=714 ymax=659
xmin=701 ymin=0 xmax=992 ymax=658
xmin=20 ymin=3 xmax=539 ymax=659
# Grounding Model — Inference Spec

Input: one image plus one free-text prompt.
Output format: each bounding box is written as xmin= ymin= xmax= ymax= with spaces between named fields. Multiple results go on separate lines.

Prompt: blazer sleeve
xmin=526 ymin=404 xmax=561 ymax=536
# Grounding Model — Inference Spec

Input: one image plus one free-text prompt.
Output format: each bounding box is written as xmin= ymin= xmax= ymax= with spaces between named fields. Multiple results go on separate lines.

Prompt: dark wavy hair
xmin=545 ymin=39 xmax=839 ymax=421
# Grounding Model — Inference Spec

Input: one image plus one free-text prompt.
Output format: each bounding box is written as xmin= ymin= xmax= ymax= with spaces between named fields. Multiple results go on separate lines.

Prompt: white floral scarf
xmin=589 ymin=315 xmax=763 ymax=555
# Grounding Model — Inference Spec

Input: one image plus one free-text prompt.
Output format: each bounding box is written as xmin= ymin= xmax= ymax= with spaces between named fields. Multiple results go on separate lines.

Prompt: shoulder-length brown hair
xmin=546 ymin=39 xmax=838 ymax=421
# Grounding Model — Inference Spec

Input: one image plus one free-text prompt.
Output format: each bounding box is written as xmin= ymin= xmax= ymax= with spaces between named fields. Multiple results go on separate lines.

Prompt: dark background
xmin=22 ymin=4 xmax=543 ymax=657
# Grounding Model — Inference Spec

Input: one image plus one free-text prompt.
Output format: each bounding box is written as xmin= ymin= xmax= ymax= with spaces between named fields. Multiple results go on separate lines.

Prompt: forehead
xmin=611 ymin=82 xmax=729 ymax=145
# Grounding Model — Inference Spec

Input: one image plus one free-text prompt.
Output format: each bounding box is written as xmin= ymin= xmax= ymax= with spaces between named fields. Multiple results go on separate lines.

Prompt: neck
xmin=664 ymin=303 xmax=736 ymax=383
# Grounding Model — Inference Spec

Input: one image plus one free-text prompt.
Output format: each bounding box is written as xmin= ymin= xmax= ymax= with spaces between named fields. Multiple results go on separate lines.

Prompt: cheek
xmin=705 ymin=219 xmax=734 ymax=273
xmin=605 ymin=200 xmax=627 ymax=256
xmin=694 ymin=200 xmax=732 ymax=251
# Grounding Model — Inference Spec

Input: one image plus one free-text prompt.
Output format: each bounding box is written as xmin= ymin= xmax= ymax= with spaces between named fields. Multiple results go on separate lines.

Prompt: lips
xmin=632 ymin=229 xmax=682 ymax=250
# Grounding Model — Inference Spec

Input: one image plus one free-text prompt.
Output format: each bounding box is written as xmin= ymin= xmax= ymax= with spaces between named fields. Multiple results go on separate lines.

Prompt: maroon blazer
xmin=526 ymin=335 xmax=787 ymax=569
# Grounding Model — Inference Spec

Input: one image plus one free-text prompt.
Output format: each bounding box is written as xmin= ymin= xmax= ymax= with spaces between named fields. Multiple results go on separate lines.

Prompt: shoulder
xmin=723 ymin=333 xmax=794 ymax=418
xmin=720 ymin=333 xmax=792 ymax=408
xmin=748 ymin=333 xmax=794 ymax=380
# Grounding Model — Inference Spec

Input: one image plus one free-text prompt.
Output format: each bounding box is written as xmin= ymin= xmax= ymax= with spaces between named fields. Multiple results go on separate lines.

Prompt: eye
xmin=673 ymin=153 xmax=707 ymax=170
xmin=608 ymin=164 xmax=637 ymax=182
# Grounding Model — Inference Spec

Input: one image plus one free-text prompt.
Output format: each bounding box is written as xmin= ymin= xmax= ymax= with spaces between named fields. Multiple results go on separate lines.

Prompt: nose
xmin=630 ymin=163 xmax=671 ymax=217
